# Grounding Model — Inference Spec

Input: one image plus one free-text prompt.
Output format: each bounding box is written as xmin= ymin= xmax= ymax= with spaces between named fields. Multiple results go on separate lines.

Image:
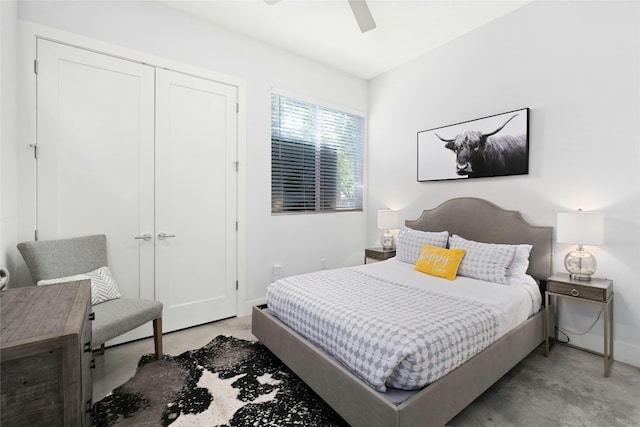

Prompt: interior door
xmin=154 ymin=68 xmax=238 ymax=332
xmin=36 ymin=39 xmax=156 ymax=342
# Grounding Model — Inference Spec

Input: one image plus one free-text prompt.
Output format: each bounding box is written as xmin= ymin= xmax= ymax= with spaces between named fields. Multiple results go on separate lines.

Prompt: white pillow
xmin=38 ymin=266 xmax=122 ymax=306
xmin=396 ymin=227 xmax=449 ymax=264
xmin=449 ymin=234 xmax=517 ymax=285
xmin=508 ymin=243 xmax=531 ymax=274
xmin=508 ymin=272 xmax=537 ymax=287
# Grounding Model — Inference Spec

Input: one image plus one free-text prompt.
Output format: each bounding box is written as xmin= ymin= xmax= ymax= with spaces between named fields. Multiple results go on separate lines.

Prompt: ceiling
xmin=163 ymin=0 xmax=531 ymax=80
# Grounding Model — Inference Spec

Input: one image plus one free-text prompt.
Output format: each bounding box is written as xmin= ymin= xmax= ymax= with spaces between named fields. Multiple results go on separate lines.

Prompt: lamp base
xmin=380 ymin=231 xmax=394 ymax=250
xmin=569 ymin=273 xmax=592 ymax=281
xmin=564 ymin=246 xmax=596 ymax=281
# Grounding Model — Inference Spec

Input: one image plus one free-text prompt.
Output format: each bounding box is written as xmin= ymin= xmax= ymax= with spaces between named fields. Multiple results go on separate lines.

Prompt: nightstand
xmin=364 ymin=247 xmax=396 ymax=264
xmin=544 ymin=272 xmax=613 ymax=377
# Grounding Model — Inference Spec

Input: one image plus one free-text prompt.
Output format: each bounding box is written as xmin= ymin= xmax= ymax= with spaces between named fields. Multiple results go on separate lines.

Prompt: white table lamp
xmin=378 ymin=209 xmax=399 ymax=250
xmin=557 ymin=210 xmax=604 ymax=281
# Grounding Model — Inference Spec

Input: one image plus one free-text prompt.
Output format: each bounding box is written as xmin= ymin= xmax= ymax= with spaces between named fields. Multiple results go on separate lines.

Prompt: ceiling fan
xmin=347 ymin=0 xmax=377 ymax=33
xmin=265 ymin=0 xmax=377 ymax=33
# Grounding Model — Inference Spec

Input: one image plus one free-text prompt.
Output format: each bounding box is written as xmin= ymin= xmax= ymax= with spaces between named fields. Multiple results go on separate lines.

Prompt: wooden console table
xmin=1 ymin=281 xmax=93 ymax=426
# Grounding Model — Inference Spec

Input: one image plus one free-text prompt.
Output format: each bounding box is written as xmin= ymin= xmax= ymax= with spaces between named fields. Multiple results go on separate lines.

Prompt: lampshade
xmin=377 ymin=210 xmax=399 ymax=230
xmin=557 ymin=211 xmax=604 ymax=245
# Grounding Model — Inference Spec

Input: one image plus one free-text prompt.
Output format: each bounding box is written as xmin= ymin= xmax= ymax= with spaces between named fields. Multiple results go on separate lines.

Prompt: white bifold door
xmin=36 ymin=39 xmax=238 ymax=342
xmin=154 ymin=68 xmax=238 ymax=331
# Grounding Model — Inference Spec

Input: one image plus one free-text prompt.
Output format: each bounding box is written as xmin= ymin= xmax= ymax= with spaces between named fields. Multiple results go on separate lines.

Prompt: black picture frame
xmin=417 ymin=108 xmax=529 ymax=182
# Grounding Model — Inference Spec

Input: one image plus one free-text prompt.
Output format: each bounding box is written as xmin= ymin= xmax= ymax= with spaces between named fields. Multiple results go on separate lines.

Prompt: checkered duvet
xmin=266 ymin=268 xmax=500 ymax=392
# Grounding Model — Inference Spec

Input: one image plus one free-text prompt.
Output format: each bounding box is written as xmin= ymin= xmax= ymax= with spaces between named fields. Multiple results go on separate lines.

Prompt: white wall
xmin=0 ymin=1 xmax=19 ymax=288
xmin=368 ymin=1 xmax=640 ymax=366
xmin=16 ymin=1 xmax=368 ymax=310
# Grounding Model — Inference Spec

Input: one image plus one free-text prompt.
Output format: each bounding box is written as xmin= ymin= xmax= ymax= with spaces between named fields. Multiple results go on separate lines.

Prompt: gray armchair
xmin=17 ymin=234 xmax=163 ymax=359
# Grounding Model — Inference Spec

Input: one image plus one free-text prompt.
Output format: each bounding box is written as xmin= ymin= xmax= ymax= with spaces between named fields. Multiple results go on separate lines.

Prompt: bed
xmin=252 ymin=198 xmax=552 ymax=426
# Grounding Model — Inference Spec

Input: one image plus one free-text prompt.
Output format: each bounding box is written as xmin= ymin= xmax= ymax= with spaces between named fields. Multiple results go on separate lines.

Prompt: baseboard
xmin=611 ymin=339 xmax=639 ymax=367
xmin=242 ymin=297 xmax=267 ymax=317
xmin=561 ymin=334 xmax=640 ymax=368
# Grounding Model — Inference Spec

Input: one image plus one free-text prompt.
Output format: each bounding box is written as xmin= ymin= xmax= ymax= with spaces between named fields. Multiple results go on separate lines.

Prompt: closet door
xmin=36 ymin=38 xmax=156 ymax=326
xmin=155 ymin=69 xmax=238 ymax=332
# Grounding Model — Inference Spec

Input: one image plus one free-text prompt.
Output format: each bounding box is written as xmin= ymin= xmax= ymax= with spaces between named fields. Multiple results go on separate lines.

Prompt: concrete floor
xmin=93 ymin=316 xmax=640 ymax=426
xmin=449 ymin=344 xmax=640 ymax=426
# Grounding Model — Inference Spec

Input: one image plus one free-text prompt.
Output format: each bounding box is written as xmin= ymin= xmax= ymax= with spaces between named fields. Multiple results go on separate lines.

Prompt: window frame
xmin=271 ymin=91 xmax=365 ymax=215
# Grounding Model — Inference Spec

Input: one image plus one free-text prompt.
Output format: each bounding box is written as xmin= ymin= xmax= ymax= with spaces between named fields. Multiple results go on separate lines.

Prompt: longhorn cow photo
xmin=417 ymin=108 xmax=529 ymax=181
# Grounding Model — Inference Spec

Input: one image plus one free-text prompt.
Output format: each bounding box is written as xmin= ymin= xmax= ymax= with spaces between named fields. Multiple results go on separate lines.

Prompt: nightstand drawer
xmin=548 ymin=281 xmax=603 ymax=301
xmin=547 ymin=273 xmax=612 ymax=302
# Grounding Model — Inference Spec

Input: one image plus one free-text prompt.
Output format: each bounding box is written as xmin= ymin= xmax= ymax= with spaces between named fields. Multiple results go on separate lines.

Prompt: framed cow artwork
xmin=417 ymin=108 xmax=529 ymax=182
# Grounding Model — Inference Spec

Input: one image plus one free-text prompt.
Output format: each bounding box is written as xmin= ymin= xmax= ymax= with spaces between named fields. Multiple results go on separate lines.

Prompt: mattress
xmin=266 ymin=259 xmax=541 ymax=393
xmin=357 ymin=259 xmax=542 ymax=333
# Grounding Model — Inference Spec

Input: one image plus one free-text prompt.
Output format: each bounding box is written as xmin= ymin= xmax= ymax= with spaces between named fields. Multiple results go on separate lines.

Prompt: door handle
xmin=158 ymin=232 xmax=176 ymax=240
xmin=134 ymin=233 xmax=152 ymax=241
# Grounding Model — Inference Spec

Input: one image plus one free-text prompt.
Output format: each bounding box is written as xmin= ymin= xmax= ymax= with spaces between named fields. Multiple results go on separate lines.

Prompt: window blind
xmin=271 ymin=93 xmax=364 ymax=213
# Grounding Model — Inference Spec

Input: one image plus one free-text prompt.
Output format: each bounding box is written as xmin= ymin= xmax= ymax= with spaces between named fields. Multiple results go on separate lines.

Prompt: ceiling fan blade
xmin=348 ymin=0 xmax=376 ymax=33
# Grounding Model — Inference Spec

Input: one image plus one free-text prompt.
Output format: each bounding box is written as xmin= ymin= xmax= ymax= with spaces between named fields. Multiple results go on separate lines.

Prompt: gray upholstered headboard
xmin=404 ymin=198 xmax=552 ymax=280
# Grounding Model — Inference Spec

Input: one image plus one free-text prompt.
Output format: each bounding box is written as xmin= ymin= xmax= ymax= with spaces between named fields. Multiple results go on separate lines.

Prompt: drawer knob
xmin=571 ymin=288 xmax=580 ymax=297
xmin=89 ymin=312 xmax=95 ymax=321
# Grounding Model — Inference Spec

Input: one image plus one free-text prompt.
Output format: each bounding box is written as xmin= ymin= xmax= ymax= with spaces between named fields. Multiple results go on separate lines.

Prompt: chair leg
xmin=153 ymin=317 xmax=163 ymax=360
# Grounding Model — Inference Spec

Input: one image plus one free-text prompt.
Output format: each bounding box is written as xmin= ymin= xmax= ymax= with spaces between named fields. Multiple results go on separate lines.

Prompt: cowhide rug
xmin=92 ymin=335 xmax=349 ymax=426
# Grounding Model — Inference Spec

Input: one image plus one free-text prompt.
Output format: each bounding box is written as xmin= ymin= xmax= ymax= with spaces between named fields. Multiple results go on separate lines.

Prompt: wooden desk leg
xmin=545 ymin=292 xmax=550 ymax=356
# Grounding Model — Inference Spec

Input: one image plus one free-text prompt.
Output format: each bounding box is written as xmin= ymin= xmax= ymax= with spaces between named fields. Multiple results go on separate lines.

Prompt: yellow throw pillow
xmin=414 ymin=244 xmax=466 ymax=280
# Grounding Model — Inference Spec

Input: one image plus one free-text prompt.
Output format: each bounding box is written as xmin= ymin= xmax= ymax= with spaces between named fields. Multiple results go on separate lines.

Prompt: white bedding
xmin=354 ymin=258 xmax=542 ymax=340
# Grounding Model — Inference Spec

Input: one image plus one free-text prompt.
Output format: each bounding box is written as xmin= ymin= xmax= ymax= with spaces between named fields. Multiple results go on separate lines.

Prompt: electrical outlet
xmin=321 ymin=258 xmax=327 ymax=270
xmin=272 ymin=264 xmax=282 ymax=282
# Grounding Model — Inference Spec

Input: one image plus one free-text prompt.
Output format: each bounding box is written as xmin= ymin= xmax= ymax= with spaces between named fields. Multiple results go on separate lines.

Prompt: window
xmin=271 ymin=93 xmax=364 ymax=214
